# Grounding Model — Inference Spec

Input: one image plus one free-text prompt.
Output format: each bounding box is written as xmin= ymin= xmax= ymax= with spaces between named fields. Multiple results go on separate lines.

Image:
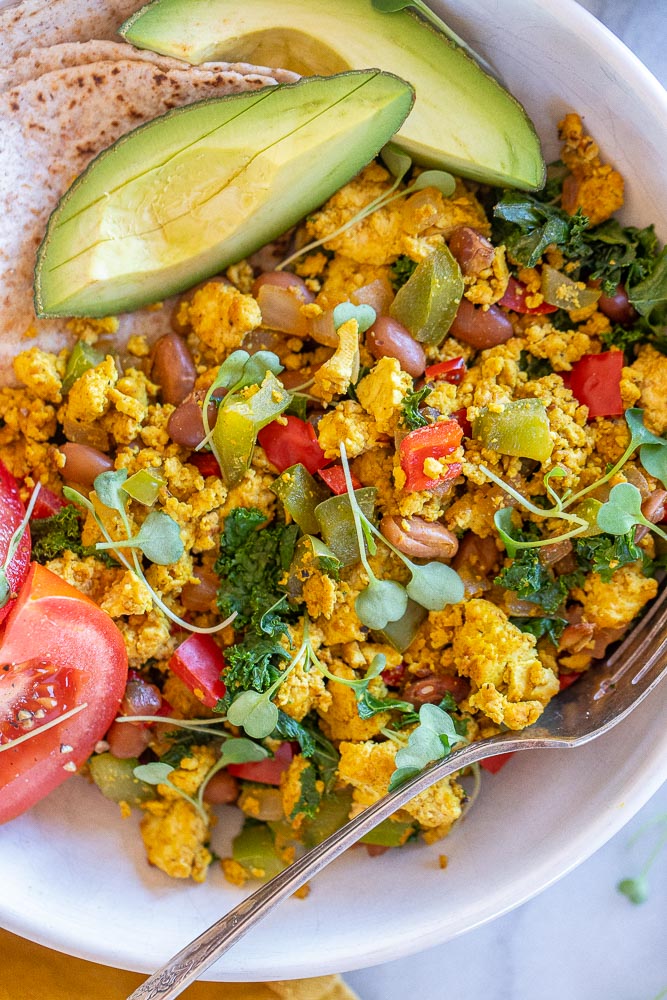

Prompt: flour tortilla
xmin=0 ymin=39 xmax=300 ymax=92
xmin=0 ymin=6 xmax=298 ymax=385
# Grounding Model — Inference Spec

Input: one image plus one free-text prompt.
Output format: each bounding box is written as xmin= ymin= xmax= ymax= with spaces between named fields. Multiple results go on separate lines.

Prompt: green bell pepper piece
xmin=389 ymin=244 xmax=463 ymax=345
xmin=373 ymin=598 xmax=428 ymax=652
xmin=213 ymin=371 xmax=291 ymax=487
xmin=232 ymin=819 xmax=287 ymax=881
xmin=61 ymin=340 xmax=104 ymax=394
xmin=314 ymin=487 xmax=378 ymax=566
xmin=122 ymin=468 xmax=166 ymax=507
xmin=270 ymin=463 xmax=327 ymax=535
xmin=361 ymin=818 xmax=416 ymax=847
xmin=473 ymin=398 xmax=553 ymax=463
xmin=88 ymin=753 xmax=154 ymax=806
xmin=285 ymin=534 xmax=341 ymax=600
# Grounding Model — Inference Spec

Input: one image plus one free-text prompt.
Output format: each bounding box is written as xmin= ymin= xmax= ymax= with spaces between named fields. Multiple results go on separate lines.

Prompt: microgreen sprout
xmin=483 ymin=408 xmax=667 ymax=555
xmin=195 ymin=737 xmax=269 ymax=809
xmin=133 ymin=761 xmax=209 ymax=823
xmin=0 ymin=702 xmax=87 ymax=753
xmin=0 ymin=482 xmax=41 ymax=609
xmin=338 ymin=442 xmax=464 ymax=624
xmin=276 ymin=148 xmax=455 ymax=271
xmin=384 ymin=702 xmax=468 ymax=792
xmin=617 ymin=811 xmax=667 ymax=904
xmin=198 ymin=349 xmax=284 ymax=454
xmin=332 ymin=301 xmax=377 ymax=333
xmin=64 ymin=472 xmax=234 ymax=635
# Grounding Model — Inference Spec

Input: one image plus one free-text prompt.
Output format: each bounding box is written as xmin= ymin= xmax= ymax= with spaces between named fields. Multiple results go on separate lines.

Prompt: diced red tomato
xmin=0 ymin=563 xmax=128 ymax=823
xmin=227 ymin=741 xmax=295 ymax=785
xmin=424 ymin=356 xmax=467 ymax=384
xmin=381 ymin=663 xmax=406 ymax=687
xmin=28 ymin=485 xmax=66 ymax=520
xmin=168 ymin=634 xmax=227 ymax=709
xmin=318 ymin=463 xmax=362 ymax=495
xmin=480 ymin=752 xmax=515 ymax=774
xmin=188 ymin=452 xmax=221 ymax=477
xmin=258 ymin=416 xmax=328 ymax=475
xmin=559 ymin=672 xmax=581 ymax=691
xmin=499 ymin=276 xmax=558 ymax=315
xmin=569 ymin=351 xmax=624 ymax=418
xmin=451 ymin=407 xmax=473 ymax=438
xmin=399 ymin=420 xmax=463 ymax=492
xmin=0 ymin=460 xmax=31 ymax=625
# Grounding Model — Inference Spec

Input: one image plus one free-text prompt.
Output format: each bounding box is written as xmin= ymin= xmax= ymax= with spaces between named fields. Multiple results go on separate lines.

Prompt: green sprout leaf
xmin=412 ymin=169 xmax=456 ymax=197
xmin=405 ymin=561 xmax=465 ymax=611
xmin=596 ymin=482 xmax=646 ymax=535
xmin=355 ymin=578 xmax=408 ymax=630
xmin=133 ymin=762 xmax=175 ymax=786
xmin=494 ymin=507 xmax=521 ymax=558
xmin=226 ymin=690 xmax=280 ymax=740
xmin=617 ymin=876 xmax=649 ymax=905
xmin=132 ymin=511 xmax=184 ymax=565
xmin=380 ymin=142 xmax=412 ymax=181
xmin=93 ymin=469 xmax=130 ymax=516
xmin=387 ymin=702 xmax=467 ymax=792
xmin=639 ymin=443 xmax=667 ymax=488
xmin=333 ymin=301 xmax=377 ymax=333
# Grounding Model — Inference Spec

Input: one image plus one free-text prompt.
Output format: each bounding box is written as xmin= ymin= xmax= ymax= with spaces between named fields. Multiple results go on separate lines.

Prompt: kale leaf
xmin=572 ymin=531 xmax=643 ymax=583
xmin=356 ymin=690 xmax=415 ymax=719
xmin=390 ymin=255 xmax=418 ymax=290
xmin=215 ymin=508 xmax=298 ymax=628
xmin=284 ymin=759 xmax=322 ymax=821
xmin=495 ymin=548 xmax=567 ymax=614
xmin=400 ymin=384 xmax=432 ymax=429
xmin=510 ymin=615 xmax=568 ymax=645
xmin=492 ymin=192 xmax=588 ymax=268
xmin=30 ymin=504 xmax=115 ymax=565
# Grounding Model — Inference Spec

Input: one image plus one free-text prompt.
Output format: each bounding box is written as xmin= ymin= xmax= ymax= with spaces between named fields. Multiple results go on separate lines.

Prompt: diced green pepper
xmin=213 ymin=371 xmax=291 ymax=487
xmin=572 ymin=497 xmax=603 ymax=536
xmin=88 ymin=752 xmax=155 ymax=806
xmin=361 ymin=818 xmax=416 ymax=847
xmin=122 ymin=468 xmax=166 ymax=506
xmin=286 ymin=535 xmax=341 ymax=599
xmin=473 ymin=398 xmax=553 ymax=463
xmin=270 ymin=463 xmax=327 ymax=535
xmin=541 ymin=265 xmax=601 ymax=312
xmin=232 ymin=819 xmax=287 ymax=880
xmin=314 ymin=487 xmax=378 ymax=566
xmin=300 ymin=790 xmax=353 ymax=849
xmin=61 ymin=340 xmax=104 ymax=394
xmin=389 ymin=244 xmax=463 ymax=345
xmin=373 ymin=598 xmax=428 ymax=652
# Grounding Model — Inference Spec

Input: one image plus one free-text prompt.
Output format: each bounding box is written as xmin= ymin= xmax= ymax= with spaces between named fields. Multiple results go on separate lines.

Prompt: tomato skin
xmin=0 ymin=460 xmax=31 ymax=625
xmin=424 ymin=356 xmax=467 ymax=384
xmin=168 ymin=634 xmax=226 ymax=709
xmin=188 ymin=452 xmax=221 ymax=478
xmin=480 ymin=752 xmax=514 ymax=773
xmin=451 ymin=407 xmax=473 ymax=438
xmin=257 ymin=416 xmax=328 ymax=475
xmin=569 ymin=351 xmax=624 ymax=418
xmin=0 ymin=563 xmax=128 ymax=824
xmin=227 ymin=741 xmax=294 ymax=785
xmin=399 ymin=421 xmax=463 ymax=492
xmin=499 ymin=276 xmax=558 ymax=315
xmin=317 ymin=463 xmax=362 ymax=495
xmin=29 ymin=485 xmax=66 ymax=520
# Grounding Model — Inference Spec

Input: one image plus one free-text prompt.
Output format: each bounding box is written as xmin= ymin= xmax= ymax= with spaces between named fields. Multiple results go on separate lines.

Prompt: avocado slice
xmin=120 ymin=0 xmax=545 ymax=190
xmin=34 ymin=71 xmax=413 ymax=317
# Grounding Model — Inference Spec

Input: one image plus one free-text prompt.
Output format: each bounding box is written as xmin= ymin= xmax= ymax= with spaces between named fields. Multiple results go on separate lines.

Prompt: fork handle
xmin=126 ymin=739 xmax=526 ymax=1000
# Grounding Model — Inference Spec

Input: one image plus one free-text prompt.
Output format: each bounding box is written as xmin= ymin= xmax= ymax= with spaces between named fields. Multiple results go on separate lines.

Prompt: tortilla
xmin=0 ymin=0 xmax=143 ymax=64
xmin=0 ymin=39 xmax=299 ymax=92
xmin=0 ymin=45 xmax=299 ymax=385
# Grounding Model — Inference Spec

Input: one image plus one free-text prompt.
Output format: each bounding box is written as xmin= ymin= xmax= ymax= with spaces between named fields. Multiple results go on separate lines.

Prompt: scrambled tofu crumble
xmin=4 ymin=113 xmax=666 ymax=888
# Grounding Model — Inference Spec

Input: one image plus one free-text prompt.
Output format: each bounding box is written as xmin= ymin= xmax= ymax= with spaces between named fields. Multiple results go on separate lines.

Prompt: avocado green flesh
xmin=121 ymin=0 xmax=545 ymax=190
xmin=34 ymin=72 xmax=414 ymax=317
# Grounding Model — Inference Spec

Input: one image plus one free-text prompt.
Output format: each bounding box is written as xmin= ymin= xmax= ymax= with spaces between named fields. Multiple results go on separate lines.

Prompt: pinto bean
xmin=448 ymin=227 xmax=495 ymax=276
xmin=121 ymin=678 xmax=162 ymax=717
xmin=105 ymin=719 xmax=152 ymax=759
xmin=592 ymin=626 xmax=626 ymax=660
xmin=167 ymin=389 xmax=220 ymax=448
xmin=634 ymin=488 xmax=667 ymax=542
xmin=451 ymin=532 xmax=499 ymax=578
xmin=202 ymin=771 xmax=239 ymax=805
xmin=558 ymin=622 xmax=595 ymax=652
xmin=366 ymin=316 xmax=426 ymax=377
xmin=180 ymin=567 xmax=219 ymax=613
xmin=540 ymin=539 xmax=573 ymax=566
xmin=449 ymin=297 xmax=514 ymax=349
xmin=380 ymin=515 xmax=459 ymax=560
xmin=598 ymin=284 xmax=637 ymax=326
xmin=60 ymin=442 xmax=114 ymax=490
xmin=150 ymin=333 xmax=196 ymax=406
xmin=251 ymin=270 xmax=315 ymax=303
xmin=403 ymin=674 xmax=470 ymax=706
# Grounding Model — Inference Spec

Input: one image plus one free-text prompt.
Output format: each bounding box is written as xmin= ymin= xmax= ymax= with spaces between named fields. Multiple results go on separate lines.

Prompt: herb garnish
xmin=382 ymin=702 xmax=468 ymax=791
xmin=30 ymin=504 xmax=114 ymax=565
xmin=401 ymin=384 xmax=433 ymax=429
xmin=617 ymin=811 xmax=667 ymax=904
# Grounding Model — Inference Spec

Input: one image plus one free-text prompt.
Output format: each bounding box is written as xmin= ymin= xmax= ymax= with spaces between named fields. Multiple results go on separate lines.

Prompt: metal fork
xmin=128 ymin=588 xmax=667 ymax=1000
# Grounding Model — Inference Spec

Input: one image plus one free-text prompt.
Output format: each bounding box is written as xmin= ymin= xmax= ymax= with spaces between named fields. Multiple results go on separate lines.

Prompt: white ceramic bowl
xmin=2 ymin=0 xmax=666 ymax=981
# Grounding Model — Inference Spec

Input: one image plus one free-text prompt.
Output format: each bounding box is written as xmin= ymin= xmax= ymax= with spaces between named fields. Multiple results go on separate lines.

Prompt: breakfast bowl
xmin=0 ymin=0 xmax=666 ymax=982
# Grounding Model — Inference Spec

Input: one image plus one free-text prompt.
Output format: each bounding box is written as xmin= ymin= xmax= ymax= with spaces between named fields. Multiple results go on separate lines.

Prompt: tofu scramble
xmin=2 ymin=112 xmax=667 ymax=886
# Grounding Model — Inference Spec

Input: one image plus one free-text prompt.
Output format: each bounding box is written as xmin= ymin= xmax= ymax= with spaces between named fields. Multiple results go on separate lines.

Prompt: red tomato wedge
xmin=258 ymin=416 xmax=328 ymax=475
xmin=227 ymin=741 xmax=295 ymax=785
xmin=168 ymin=633 xmax=226 ymax=709
xmin=28 ymin=485 xmax=66 ymax=520
xmin=188 ymin=452 xmax=221 ymax=478
xmin=318 ymin=463 xmax=362 ymax=495
xmin=0 ymin=460 xmax=31 ymax=625
xmin=569 ymin=351 xmax=624 ymax=418
xmin=0 ymin=563 xmax=128 ymax=823
xmin=399 ymin=420 xmax=463 ymax=492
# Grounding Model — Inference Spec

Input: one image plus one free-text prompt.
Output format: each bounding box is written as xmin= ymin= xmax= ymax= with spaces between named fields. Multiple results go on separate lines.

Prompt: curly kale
xmin=30 ymin=504 xmax=114 ymax=565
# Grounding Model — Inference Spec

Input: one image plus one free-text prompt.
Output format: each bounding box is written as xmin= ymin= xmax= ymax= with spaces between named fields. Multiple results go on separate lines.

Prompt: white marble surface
xmin=346 ymin=4 xmax=667 ymax=997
